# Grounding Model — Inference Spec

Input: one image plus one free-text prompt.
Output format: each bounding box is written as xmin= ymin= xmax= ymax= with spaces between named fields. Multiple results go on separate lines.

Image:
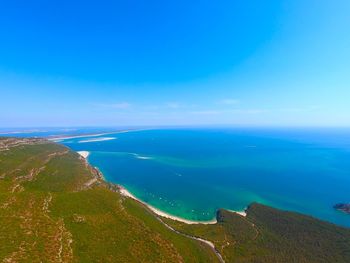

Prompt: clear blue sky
xmin=1 ymin=0 xmax=349 ymax=127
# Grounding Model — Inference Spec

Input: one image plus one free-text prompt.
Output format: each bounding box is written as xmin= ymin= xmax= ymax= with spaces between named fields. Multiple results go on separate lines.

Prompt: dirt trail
xmin=156 ymin=217 xmax=225 ymax=263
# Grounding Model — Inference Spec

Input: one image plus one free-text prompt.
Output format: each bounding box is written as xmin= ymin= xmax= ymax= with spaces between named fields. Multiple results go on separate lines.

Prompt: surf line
xmin=118 ymin=186 xmax=225 ymax=263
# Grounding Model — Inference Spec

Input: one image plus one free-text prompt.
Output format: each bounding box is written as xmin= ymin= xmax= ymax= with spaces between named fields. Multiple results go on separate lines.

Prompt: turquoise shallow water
xmin=61 ymin=128 xmax=350 ymax=227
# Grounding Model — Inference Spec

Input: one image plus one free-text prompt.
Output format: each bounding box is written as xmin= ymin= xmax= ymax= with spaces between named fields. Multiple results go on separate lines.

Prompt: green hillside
xmin=1 ymin=137 xmax=349 ymax=263
xmin=0 ymin=138 xmax=218 ymax=262
xmin=165 ymin=204 xmax=350 ymax=263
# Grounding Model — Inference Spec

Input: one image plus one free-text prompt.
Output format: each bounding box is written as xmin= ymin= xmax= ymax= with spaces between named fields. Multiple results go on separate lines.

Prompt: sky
xmin=0 ymin=0 xmax=349 ymax=127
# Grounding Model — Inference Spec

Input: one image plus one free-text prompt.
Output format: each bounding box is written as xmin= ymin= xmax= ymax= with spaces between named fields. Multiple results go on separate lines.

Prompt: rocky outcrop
xmin=334 ymin=203 xmax=350 ymax=214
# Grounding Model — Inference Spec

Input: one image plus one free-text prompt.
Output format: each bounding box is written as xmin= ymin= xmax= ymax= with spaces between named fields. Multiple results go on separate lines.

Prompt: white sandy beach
xmin=77 ymin=151 xmax=90 ymax=158
xmin=120 ymin=186 xmax=247 ymax=221
xmin=49 ymin=132 xmax=113 ymax=141
xmin=49 ymin=128 xmax=151 ymax=142
xmin=229 ymin=210 xmax=247 ymax=217
xmin=78 ymin=137 xmax=116 ymax=143
xmin=119 ymin=187 xmax=217 ymax=224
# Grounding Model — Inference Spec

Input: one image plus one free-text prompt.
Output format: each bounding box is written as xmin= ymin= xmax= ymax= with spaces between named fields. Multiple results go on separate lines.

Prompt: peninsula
xmin=1 ymin=137 xmax=350 ymax=263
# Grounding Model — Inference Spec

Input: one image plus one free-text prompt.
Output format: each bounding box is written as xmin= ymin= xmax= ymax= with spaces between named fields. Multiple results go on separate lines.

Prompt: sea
xmin=2 ymin=127 xmax=350 ymax=227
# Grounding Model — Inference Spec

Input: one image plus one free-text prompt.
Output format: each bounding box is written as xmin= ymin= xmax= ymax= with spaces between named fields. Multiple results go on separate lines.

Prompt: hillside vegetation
xmin=0 ymin=138 xmax=217 ymax=262
xmin=1 ymin=137 xmax=350 ymax=263
xmin=165 ymin=204 xmax=350 ymax=263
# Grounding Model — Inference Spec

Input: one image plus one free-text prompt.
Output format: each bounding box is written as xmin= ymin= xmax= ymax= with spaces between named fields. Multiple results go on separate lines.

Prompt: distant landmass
xmin=1 ymin=137 xmax=350 ymax=262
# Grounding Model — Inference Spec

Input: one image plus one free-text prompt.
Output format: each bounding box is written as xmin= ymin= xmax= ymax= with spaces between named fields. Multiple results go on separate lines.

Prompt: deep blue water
xmin=3 ymin=127 xmax=349 ymax=227
xmin=53 ymin=128 xmax=350 ymax=227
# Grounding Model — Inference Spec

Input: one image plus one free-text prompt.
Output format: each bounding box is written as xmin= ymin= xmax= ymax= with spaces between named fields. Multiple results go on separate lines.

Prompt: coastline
xmin=77 ymin=151 xmax=90 ymax=159
xmin=49 ymin=128 xmax=151 ymax=141
xmin=119 ymin=186 xmax=218 ymax=224
xmin=49 ymin=132 xmax=115 ymax=141
xmin=228 ymin=209 xmax=247 ymax=217
xmin=76 ymin=149 xmax=246 ymax=225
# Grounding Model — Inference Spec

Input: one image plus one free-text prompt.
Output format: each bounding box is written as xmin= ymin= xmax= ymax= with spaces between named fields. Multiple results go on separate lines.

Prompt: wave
xmin=131 ymin=153 xmax=153 ymax=160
